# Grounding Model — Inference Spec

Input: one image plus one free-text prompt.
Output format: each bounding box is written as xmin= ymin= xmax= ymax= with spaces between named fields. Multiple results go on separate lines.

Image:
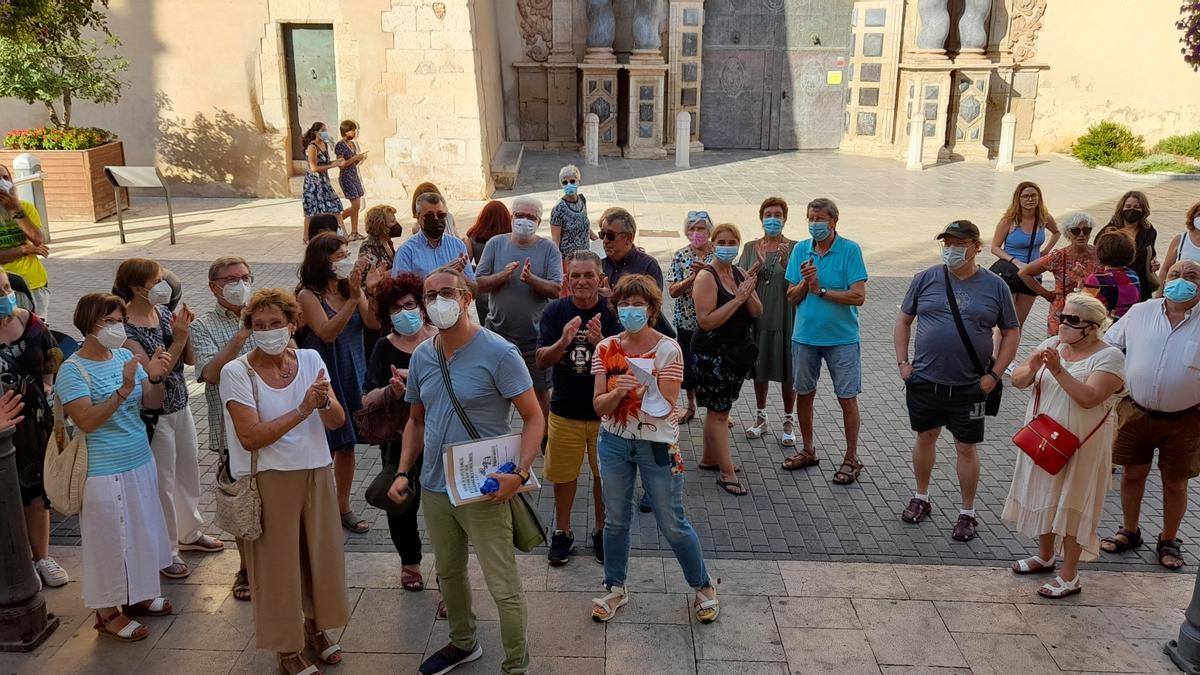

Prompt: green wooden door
xmin=284 ymin=25 xmax=338 ymax=161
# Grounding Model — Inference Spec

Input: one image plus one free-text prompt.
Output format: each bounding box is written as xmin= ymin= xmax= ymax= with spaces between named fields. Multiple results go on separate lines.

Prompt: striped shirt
xmin=591 ymin=335 xmax=684 ymax=444
xmin=192 ymin=305 xmax=255 ymax=451
xmin=57 ymin=349 xmax=152 ymax=477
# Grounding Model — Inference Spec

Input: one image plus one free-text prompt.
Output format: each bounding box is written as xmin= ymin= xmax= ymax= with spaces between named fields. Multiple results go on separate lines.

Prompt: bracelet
xmin=296 ymin=405 xmax=312 ymax=419
xmin=897 ymin=360 xmax=909 ymax=367
xmin=148 ymin=376 xmax=163 ymax=384
xmin=115 ymin=390 xmax=128 ymax=401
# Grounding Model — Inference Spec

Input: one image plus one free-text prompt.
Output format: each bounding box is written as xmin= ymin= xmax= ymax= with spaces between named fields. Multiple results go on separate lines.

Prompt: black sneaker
xmin=592 ymin=529 xmax=604 ymax=564
xmin=639 ymin=491 xmax=652 ymax=513
xmin=419 ymin=642 xmax=483 ymax=675
xmin=548 ymin=530 xmax=574 ymax=566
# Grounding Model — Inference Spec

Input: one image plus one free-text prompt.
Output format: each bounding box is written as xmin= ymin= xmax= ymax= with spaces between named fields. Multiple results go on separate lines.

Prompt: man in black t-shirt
xmin=536 ymin=250 xmax=619 ymax=566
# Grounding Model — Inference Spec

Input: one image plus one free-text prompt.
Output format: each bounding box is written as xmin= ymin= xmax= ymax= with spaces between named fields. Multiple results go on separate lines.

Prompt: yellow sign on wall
xmin=827 ymin=70 xmax=843 ymax=85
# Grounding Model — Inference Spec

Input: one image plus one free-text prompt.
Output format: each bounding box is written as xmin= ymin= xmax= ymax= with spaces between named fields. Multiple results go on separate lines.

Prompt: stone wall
xmin=1031 ymin=0 xmax=1200 ymax=152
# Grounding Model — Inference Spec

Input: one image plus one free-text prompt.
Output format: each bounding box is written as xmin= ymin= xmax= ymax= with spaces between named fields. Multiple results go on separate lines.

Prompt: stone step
xmin=491 ymin=141 xmax=524 ymax=190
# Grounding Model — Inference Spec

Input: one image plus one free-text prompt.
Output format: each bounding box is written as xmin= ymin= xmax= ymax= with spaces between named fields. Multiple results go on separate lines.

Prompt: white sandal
xmin=780 ymin=413 xmax=797 ymax=447
xmin=591 ymin=585 xmax=628 ymax=622
xmin=693 ymin=586 xmax=720 ymax=623
xmin=1037 ymin=575 xmax=1081 ymax=599
xmin=745 ymin=409 xmax=769 ymax=439
xmin=1012 ymin=555 xmax=1056 ymax=575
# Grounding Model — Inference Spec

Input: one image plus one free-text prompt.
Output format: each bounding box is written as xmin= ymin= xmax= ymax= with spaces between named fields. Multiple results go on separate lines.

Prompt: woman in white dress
xmin=1002 ymin=293 xmax=1126 ymax=599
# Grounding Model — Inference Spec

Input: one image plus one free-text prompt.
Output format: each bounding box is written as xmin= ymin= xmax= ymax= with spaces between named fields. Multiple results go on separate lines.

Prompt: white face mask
xmin=332 ymin=257 xmax=356 ymax=280
xmin=426 ymin=296 xmax=462 ymax=330
xmin=512 ymin=217 xmax=538 ymax=240
xmin=222 ymin=281 xmax=252 ymax=307
xmin=96 ymin=323 xmax=127 ymax=350
xmin=0 ymin=178 xmax=13 ymax=194
xmin=253 ymin=327 xmax=291 ymax=355
xmin=147 ymin=279 xmax=172 ymax=305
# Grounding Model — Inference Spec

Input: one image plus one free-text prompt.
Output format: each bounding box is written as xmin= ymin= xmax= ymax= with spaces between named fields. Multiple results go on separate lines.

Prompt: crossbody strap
xmin=1023 ymin=222 xmax=1038 ymax=263
xmin=942 ymin=266 xmax=988 ymax=378
xmin=1033 ymin=347 xmax=1115 ymax=444
xmin=435 ymin=338 xmax=481 ymax=441
xmin=238 ymin=356 xmax=260 ymax=478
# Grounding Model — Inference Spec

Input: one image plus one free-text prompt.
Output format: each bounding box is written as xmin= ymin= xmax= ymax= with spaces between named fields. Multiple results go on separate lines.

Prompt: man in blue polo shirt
xmin=392 ymin=192 xmax=477 ymax=287
xmin=783 ymin=198 xmax=869 ymax=485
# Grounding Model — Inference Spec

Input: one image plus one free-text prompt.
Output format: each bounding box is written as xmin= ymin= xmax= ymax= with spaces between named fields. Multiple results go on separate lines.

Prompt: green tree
xmin=0 ymin=0 xmax=110 ymax=42
xmin=0 ymin=34 xmax=128 ymax=128
xmin=1181 ymin=2 xmax=1200 ymax=71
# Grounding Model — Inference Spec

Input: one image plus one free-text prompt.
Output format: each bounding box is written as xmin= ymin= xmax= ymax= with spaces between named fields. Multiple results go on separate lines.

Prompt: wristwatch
xmin=514 ymin=466 xmax=532 ymax=485
xmin=818 ymin=288 xmax=828 ymax=298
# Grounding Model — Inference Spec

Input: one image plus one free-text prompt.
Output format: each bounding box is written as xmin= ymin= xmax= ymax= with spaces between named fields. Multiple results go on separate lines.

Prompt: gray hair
xmin=807 ymin=197 xmax=839 ymax=221
xmin=601 ymin=207 xmax=637 ymax=235
xmin=510 ymin=195 xmax=543 ymax=221
xmin=682 ymin=212 xmax=714 ymax=236
xmin=566 ymin=249 xmax=603 ymax=270
xmin=415 ymin=192 xmax=444 ymax=210
xmin=558 ymin=164 xmax=581 ymax=183
xmin=1059 ymin=211 xmax=1096 ymax=232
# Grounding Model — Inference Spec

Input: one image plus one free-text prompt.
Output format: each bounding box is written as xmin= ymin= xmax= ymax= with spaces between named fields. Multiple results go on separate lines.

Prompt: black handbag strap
xmin=435 ymin=338 xmax=481 ymax=441
xmin=942 ymin=266 xmax=988 ymax=378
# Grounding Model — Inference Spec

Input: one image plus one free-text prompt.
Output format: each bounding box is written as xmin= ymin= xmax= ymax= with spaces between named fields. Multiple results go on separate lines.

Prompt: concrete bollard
xmin=583 ymin=113 xmax=599 ymax=167
xmin=996 ymin=112 xmax=1016 ymax=172
xmin=906 ymin=113 xmax=926 ymax=171
xmin=11 ymin=154 xmax=49 ymax=240
xmin=675 ymin=112 xmax=691 ymax=168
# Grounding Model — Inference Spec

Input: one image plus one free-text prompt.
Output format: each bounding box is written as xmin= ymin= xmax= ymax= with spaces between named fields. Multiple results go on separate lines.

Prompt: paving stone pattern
xmin=42 ymin=258 xmax=1194 ymax=572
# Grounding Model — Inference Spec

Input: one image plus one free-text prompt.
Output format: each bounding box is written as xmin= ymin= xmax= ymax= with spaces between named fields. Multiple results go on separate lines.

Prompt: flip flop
xmin=716 ymin=478 xmax=748 ymax=496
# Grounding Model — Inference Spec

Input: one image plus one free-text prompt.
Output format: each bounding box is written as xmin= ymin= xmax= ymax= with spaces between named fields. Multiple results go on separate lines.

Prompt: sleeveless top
xmin=1177 ymin=231 xmax=1200 ymax=263
xmin=691 ymin=265 xmax=753 ymax=352
xmin=1003 ymin=221 xmax=1045 ymax=264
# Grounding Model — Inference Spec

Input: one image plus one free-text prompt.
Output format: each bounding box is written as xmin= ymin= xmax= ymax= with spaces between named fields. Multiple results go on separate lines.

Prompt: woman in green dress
xmin=737 ymin=197 xmax=796 ymax=447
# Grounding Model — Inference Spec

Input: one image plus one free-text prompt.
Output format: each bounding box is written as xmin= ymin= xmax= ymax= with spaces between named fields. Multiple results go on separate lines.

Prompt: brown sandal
xmin=279 ymin=651 xmax=320 ymax=675
xmin=125 ymin=597 xmax=173 ymax=616
xmin=305 ymin=629 xmax=343 ymax=665
xmin=401 ymin=565 xmax=425 ymax=592
xmin=832 ymin=460 xmax=864 ymax=485
xmin=94 ymin=610 xmax=149 ymax=642
xmin=781 ymin=450 xmax=820 ymax=471
xmin=232 ymin=569 xmax=251 ymax=601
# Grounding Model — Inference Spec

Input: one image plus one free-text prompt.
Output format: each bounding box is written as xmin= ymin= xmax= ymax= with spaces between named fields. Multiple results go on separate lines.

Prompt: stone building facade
xmin=0 ymin=0 xmax=1195 ymax=201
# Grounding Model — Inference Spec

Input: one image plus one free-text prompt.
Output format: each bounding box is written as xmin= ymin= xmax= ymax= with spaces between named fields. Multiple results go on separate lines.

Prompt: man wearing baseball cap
xmin=893 ymin=220 xmax=1020 ymax=542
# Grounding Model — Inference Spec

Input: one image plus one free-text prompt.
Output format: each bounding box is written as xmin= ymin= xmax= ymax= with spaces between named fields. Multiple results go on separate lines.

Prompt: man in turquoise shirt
xmin=783 ymin=198 xmax=869 ymax=485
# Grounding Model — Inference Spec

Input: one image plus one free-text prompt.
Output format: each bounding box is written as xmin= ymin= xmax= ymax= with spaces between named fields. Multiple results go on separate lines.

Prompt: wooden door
xmin=284 ymin=25 xmax=338 ymax=161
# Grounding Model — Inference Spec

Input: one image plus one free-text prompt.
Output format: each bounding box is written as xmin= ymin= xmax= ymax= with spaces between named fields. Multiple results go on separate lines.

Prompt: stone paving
xmin=2 ymin=545 xmax=1195 ymax=674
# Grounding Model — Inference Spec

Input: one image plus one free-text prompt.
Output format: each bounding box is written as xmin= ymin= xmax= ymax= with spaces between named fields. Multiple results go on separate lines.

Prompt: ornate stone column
xmin=630 ymin=0 xmax=664 ymax=63
xmin=624 ymin=0 xmax=667 ymax=158
xmin=664 ymin=0 xmax=704 ymax=150
xmin=581 ymin=0 xmax=620 ymax=155
xmin=956 ymin=0 xmax=991 ymax=63
xmin=584 ymin=0 xmax=617 ymax=64
xmin=912 ymin=0 xmax=950 ymax=61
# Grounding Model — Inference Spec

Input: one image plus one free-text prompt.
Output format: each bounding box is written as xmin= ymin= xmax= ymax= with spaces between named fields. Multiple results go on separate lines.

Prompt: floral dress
xmin=551 ymin=195 xmax=591 ymax=258
xmin=334 ymin=140 xmax=364 ymax=200
xmin=124 ymin=306 xmax=187 ymax=415
xmin=1042 ymin=246 xmax=1100 ymax=336
xmin=668 ymin=245 xmax=711 ymax=390
xmin=303 ymin=143 xmax=345 ymax=218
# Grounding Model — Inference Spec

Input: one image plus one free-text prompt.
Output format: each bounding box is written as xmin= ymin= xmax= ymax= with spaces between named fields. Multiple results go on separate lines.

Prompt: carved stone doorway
xmin=700 ymin=0 xmax=854 ymax=150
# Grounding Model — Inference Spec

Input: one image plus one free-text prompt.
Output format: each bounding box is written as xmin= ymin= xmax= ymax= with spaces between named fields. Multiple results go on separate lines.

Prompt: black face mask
xmin=388 ymin=224 xmax=404 ymax=238
xmin=1122 ymin=208 xmax=1142 ymax=224
xmin=422 ymin=218 xmax=446 ymax=240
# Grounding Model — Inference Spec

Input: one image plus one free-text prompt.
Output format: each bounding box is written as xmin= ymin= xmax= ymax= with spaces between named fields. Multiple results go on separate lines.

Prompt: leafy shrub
xmin=1114 ymin=154 xmax=1200 ymax=174
xmin=1152 ymin=132 xmax=1200 ymax=159
xmin=1072 ymin=121 xmax=1146 ymax=167
xmin=3 ymin=126 xmax=116 ymax=151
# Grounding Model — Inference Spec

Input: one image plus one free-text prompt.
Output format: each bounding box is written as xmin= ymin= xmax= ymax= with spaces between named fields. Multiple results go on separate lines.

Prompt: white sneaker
xmin=35 ymin=557 xmax=70 ymax=588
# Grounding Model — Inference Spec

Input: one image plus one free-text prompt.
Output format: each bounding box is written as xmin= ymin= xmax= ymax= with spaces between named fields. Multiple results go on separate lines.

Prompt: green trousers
xmin=423 ymin=490 xmax=529 ymax=674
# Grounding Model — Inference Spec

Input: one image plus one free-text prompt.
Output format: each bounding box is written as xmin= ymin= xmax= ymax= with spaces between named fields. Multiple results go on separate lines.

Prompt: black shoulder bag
xmin=435 ymin=339 xmax=547 ymax=552
xmin=989 ymin=222 xmax=1038 ymax=295
xmin=942 ymin=266 xmax=1003 ymax=416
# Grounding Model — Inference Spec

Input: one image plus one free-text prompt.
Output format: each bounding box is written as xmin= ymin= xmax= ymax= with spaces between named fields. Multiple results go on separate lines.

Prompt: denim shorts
xmin=791 ymin=342 xmax=862 ymax=398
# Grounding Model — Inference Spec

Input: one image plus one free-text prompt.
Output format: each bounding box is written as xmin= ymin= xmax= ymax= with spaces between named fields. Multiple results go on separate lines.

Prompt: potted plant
xmin=0 ymin=4 xmax=129 ymax=222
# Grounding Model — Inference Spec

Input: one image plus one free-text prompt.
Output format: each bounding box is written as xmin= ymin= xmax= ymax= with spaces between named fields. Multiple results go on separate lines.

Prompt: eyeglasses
xmin=394 ymin=300 xmax=419 ymax=311
xmin=214 ymin=275 xmax=253 ymax=284
xmin=1019 ymin=194 xmax=1039 ymax=201
xmin=561 ymin=179 xmax=577 ymax=186
xmin=1055 ymin=312 xmax=1093 ymax=328
xmin=1068 ymin=227 xmax=1093 ymax=236
xmin=686 ymin=210 xmax=710 ymax=221
xmin=599 ymin=231 xmax=625 ymax=241
xmin=422 ymin=288 xmax=466 ymax=303
xmin=96 ymin=317 xmax=122 ymax=328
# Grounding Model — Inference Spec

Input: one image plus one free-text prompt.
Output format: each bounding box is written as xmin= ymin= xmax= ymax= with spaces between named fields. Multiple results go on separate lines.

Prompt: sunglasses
xmin=561 ymin=179 xmax=577 ymax=186
xmin=686 ymin=210 xmax=710 ymax=221
xmin=1055 ymin=312 xmax=1093 ymax=328
xmin=599 ymin=231 xmax=625 ymax=241
xmin=1068 ymin=227 xmax=1093 ymax=236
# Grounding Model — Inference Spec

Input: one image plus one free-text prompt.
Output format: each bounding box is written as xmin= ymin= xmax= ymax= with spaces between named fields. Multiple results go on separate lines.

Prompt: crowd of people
xmin=3 ymin=153 xmax=1200 ymax=674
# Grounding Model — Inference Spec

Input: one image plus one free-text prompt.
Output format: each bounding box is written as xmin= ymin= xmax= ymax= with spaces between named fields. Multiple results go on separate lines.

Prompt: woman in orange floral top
xmin=589 ymin=274 xmax=718 ymax=626
xmin=1019 ymin=212 xmax=1100 ymax=336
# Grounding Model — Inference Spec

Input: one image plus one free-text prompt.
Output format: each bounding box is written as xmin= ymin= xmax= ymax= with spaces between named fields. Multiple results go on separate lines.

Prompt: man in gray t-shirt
xmin=894 ymin=220 xmax=1020 ymax=544
xmin=476 ymin=196 xmax=563 ymax=418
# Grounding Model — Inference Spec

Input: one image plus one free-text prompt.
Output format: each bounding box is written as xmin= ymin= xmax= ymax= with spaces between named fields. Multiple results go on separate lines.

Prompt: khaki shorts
xmin=544 ymin=413 xmax=601 ymax=483
xmin=1112 ymin=398 xmax=1200 ymax=480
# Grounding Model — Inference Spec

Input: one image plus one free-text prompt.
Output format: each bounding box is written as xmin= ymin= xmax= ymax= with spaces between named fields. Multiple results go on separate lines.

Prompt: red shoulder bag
xmin=1012 ymin=368 xmax=1112 ymax=476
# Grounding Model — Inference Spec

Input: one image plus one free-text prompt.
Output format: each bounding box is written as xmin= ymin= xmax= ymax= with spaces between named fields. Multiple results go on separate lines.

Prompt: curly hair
xmin=374 ymin=272 xmax=426 ymax=328
xmin=243 ymin=288 xmax=302 ymax=329
xmin=364 ymin=205 xmax=398 ymax=240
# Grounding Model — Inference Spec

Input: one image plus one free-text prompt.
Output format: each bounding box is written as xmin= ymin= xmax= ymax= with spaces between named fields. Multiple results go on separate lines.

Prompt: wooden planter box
xmin=0 ymin=141 xmax=127 ymax=222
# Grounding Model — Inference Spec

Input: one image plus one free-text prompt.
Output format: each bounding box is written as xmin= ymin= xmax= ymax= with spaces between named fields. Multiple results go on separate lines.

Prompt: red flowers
xmin=3 ymin=126 xmax=115 ymax=151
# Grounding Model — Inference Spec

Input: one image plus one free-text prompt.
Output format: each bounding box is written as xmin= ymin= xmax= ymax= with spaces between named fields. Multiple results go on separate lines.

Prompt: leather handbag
xmin=353 ymin=384 xmax=409 ymax=445
xmin=436 ymin=340 xmax=547 ymax=552
xmin=365 ymin=460 xmax=418 ymax=515
xmin=943 ymin=266 xmax=1003 ymax=416
xmin=212 ymin=357 xmax=263 ymax=541
xmin=1013 ymin=368 xmax=1112 ymax=476
xmin=43 ymin=361 xmax=89 ymax=516
xmin=989 ymin=222 xmax=1038 ymax=295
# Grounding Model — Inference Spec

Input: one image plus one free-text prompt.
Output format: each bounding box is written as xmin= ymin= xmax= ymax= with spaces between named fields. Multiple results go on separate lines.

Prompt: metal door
xmin=700 ymin=0 xmax=853 ymax=150
xmin=284 ymin=25 xmax=338 ymax=161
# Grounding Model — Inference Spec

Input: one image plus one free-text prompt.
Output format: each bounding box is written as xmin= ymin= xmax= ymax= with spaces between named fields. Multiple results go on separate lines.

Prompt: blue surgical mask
xmin=318 ymin=130 xmax=332 ymax=142
xmin=808 ymin=221 xmax=831 ymax=241
xmin=941 ymin=245 xmax=970 ymax=270
xmin=390 ymin=309 xmax=424 ymax=336
xmin=0 ymin=292 xmax=15 ymax=318
xmin=762 ymin=217 xmax=784 ymax=236
xmin=563 ymin=183 xmax=578 ymax=196
xmin=1164 ymin=278 xmax=1199 ymax=303
xmin=714 ymin=245 xmax=739 ymax=263
xmin=618 ymin=306 xmax=648 ymax=333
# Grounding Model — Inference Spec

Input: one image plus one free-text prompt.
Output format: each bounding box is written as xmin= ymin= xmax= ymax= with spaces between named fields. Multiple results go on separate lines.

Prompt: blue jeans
xmin=598 ymin=431 xmax=710 ymax=589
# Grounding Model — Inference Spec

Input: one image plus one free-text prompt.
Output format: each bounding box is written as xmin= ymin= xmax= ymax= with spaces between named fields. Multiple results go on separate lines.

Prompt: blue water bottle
xmin=480 ymin=462 xmax=518 ymax=494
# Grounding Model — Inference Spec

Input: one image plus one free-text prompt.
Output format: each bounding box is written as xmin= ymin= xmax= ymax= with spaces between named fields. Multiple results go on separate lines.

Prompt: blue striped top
xmin=57 ymin=349 xmax=152 ymax=477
